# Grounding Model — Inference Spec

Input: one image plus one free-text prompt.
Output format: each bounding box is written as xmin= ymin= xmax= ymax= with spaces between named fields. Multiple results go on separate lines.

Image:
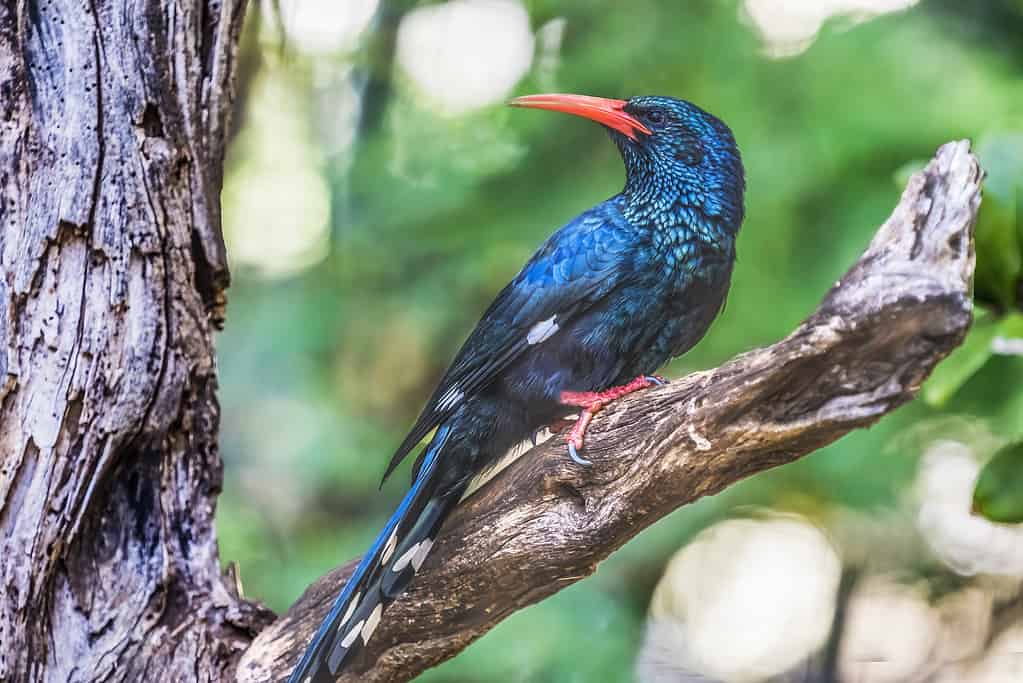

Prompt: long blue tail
xmin=288 ymin=424 xmax=466 ymax=683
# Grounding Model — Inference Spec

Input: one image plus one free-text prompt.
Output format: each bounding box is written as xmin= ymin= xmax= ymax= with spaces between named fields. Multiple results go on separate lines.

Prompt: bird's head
xmin=510 ymin=93 xmax=744 ymax=233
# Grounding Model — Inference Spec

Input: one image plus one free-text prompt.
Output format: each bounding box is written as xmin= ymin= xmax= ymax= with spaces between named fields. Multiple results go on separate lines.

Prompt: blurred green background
xmin=216 ymin=1 xmax=1023 ymax=681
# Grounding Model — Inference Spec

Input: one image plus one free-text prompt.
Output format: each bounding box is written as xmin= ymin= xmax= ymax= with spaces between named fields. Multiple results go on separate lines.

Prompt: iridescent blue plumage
xmin=289 ymin=95 xmax=745 ymax=682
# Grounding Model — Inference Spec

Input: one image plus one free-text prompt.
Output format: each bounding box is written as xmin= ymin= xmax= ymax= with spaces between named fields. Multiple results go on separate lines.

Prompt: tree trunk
xmin=0 ymin=2 xmax=270 ymax=681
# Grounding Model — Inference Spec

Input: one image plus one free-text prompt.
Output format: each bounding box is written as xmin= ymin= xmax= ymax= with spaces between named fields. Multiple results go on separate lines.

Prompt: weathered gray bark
xmin=237 ymin=141 xmax=981 ymax=682
xmin=0 ymin=2 xmax=271 ymax=682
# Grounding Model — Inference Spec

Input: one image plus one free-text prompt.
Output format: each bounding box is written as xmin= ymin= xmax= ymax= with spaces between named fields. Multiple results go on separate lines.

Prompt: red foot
xmin=558 ymin=375 xmax=664 ymax=464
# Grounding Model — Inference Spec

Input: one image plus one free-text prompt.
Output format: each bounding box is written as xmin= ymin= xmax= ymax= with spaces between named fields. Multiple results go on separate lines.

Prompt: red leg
xmin=558 ymin=375 xmax=665 ymax=465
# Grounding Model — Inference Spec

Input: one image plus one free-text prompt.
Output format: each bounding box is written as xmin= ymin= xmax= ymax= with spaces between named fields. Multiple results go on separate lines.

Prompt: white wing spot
xmin=341 ymin=619 xmax=365 ymax=648
xmin=527 ymin=315 xmax=559 ymax=344
xmin=381 ymin=530 xmax=397 ymax=565
xmin=392 ymin=542 xmax=420 ymax=573
xmin=438 ymin=386 xmax=463 ymax=411
xmin=362 ymin=603 xmax=383 ymax=644
xmin=338 ymin=591 xmax=361 ymax=629
xmin=411 ymin=537 xmax=434 ymax=571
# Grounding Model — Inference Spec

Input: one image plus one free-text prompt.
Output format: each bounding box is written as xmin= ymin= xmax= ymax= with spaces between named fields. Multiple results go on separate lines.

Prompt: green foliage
xmin=974 ymin=132 xmax=1023 ymax=312
xmin=973 ymin=441 xmax=1023 ymax=523
xmin=923 ymin=312 xmax=1023 ymax=406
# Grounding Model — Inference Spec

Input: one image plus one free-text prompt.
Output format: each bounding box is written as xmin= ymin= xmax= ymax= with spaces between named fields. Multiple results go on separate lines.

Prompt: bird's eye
xmin=646 ymin=110 xmax=665 ymax=125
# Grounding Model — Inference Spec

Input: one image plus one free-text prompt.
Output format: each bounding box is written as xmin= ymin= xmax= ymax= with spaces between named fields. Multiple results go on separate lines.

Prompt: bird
xmin=288 ymin=92 xmax=745 ymax=682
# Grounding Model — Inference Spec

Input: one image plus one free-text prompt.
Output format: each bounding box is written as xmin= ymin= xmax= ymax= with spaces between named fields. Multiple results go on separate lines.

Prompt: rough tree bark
xmin=238 ymin=141 xmax=981 ymax=682
xmin=0 ymin=2 xmax=271 ymax=682
xmin=0 ymin=2 xmax=982 ymax=681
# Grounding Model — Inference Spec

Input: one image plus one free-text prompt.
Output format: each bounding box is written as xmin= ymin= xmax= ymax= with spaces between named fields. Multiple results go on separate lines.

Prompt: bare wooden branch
xmin=237 ymin=141 xmax=981 ymax=682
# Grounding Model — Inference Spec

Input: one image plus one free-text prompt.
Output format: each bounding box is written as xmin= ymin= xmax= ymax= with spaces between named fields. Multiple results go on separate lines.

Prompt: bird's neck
xmin=618 ymin=178 xmax=737 ymax=257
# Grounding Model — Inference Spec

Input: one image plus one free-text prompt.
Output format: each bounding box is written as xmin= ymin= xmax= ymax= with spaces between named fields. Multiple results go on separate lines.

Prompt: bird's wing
xmin=381 ymin=204 xmax=634 ymax=482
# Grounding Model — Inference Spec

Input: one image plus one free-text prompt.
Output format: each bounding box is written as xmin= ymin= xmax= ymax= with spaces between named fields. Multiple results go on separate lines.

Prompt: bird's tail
xmin=288 ymin=424 xmax=466 ymax=683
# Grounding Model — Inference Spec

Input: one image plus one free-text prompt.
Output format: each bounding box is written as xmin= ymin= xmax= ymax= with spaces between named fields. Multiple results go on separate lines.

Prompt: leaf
xmin=974 ymin=133 xmax=1023 ymax=310
xmin=973 ymin=195 xmax=1020 ymax=311
xmin=922 ymin=312 xmax=998 ymax=406
xmin=992 ymin=311 xmax=1023 ymax=356
xmin=999 ymin=311 xmax=1023 ymax=336
xmin=972 ymin=441 xmax=1023 ymax=524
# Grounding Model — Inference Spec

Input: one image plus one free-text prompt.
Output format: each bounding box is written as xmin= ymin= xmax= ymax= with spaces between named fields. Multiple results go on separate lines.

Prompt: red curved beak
xmin=509 ymin=93 xmax=651 ymax=141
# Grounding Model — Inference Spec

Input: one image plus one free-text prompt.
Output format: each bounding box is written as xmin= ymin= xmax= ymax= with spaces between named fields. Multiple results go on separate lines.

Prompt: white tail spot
xmin=527 ymin=315 xmax=559 ymax=344
xmin=339 ymin=591 xmax=361 ymax=629
xmin=392 ymin=542 xmax=420 ymax=573
xmin=411 ymin=538 xmax=434 ymax=571
xmin=341 ymin=619 xmax=365 ymax=648
xmin=362 ymin=603 xmax=383 ymax=644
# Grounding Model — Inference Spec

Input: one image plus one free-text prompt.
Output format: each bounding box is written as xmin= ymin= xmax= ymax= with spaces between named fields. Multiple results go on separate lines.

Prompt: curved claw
xmin=644 ymin=375 xmax=668 ymax=386
xmin=567 ymin=441 xmax=592 ymax=466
